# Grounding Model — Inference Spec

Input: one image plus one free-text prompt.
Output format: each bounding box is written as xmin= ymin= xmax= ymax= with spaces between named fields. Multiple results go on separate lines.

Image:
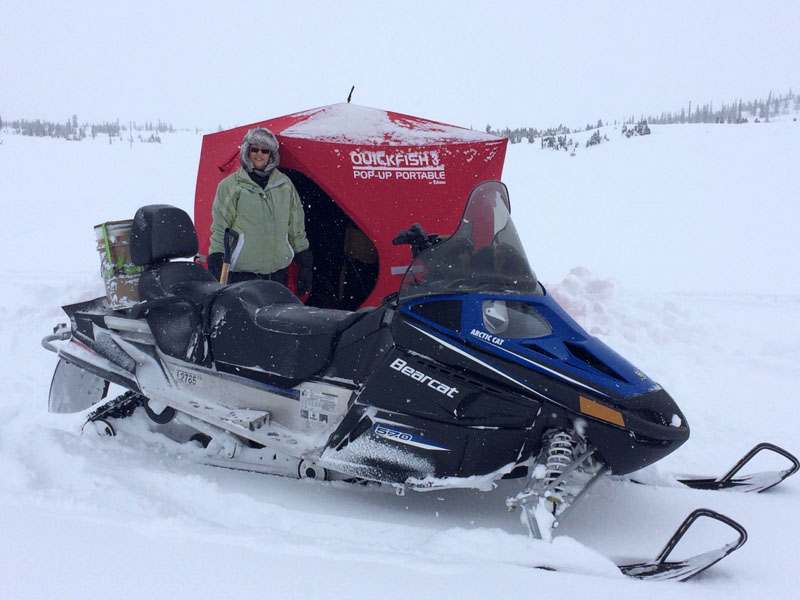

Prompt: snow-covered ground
xmin=0 ymin=120 xmax=798 ymax=599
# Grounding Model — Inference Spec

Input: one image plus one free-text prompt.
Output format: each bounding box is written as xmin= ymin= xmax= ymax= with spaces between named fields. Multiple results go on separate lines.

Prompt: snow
xmin=504 ymin=120 xmax=800 ymax=296
xmin=1 ymin=120 xmax=799 ymax=598
xmin=283 ymin=103 xmax=499 ymax=145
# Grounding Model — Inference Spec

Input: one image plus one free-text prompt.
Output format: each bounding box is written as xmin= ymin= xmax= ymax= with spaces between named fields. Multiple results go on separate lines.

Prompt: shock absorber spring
xmin=544 ymin=431 xmax=576 ymax=493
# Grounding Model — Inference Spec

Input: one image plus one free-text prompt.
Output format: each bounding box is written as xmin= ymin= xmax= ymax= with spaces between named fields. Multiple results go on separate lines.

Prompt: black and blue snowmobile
xmin=43 ymin=180 xmax=796 ymax=581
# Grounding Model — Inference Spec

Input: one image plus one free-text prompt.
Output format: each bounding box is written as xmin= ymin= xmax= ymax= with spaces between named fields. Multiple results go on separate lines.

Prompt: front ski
xmin=616 ymin=508 xmax=747 ymax=582
xmin=675 ymin=443 xmax=799 ymax=493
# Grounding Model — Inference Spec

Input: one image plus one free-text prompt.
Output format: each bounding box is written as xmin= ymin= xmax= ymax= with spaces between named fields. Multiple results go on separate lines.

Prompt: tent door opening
xmin=285 ymin=169 xmax=378 ymax=311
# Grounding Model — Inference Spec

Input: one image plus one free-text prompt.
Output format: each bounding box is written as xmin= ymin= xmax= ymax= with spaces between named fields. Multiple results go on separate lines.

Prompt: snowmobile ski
xmin=675 ymin=443 xmax=799 ymax=493
xmin=628 ymin=443 xmax=799 ymax=493
xmin=616 ymin=508 xmax=747 ymax=582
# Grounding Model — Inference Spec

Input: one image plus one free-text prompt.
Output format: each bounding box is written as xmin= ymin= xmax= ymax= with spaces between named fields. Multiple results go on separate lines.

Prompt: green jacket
xmin=210 ymin=168 xmax=309 ymax=274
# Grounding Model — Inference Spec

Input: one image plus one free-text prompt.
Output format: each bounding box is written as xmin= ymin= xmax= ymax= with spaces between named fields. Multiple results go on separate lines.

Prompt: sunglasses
xmin=250 ymin=147 xmax=271 ymax=155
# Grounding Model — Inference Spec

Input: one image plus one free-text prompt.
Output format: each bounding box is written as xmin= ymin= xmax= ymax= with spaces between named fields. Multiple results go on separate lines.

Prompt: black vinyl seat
xmin=129 ymin=203 xmax=372 ymax=379
xmin=139 ymin=263 xmax=221 ymax=303
xmin=210 ymin=281 xmax=369 ymax=380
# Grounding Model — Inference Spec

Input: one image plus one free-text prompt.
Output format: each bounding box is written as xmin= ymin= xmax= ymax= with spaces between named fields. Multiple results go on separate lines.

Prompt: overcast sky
xmin=2 ymin=1 xmax=799 ymax=131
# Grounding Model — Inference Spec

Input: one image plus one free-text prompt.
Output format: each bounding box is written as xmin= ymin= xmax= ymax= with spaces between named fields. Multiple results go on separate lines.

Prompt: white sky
xmin=2 ymin=1 xmax=799 ymax=130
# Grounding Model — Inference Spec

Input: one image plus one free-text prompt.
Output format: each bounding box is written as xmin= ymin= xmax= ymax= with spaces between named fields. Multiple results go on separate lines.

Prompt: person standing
xmin=208 ymin=127 xmax=312 ymax=293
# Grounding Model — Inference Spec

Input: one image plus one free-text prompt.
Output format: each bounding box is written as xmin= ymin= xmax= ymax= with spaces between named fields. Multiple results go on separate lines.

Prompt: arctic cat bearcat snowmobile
xmin=43 ymin=181 xmax=796 ymax=582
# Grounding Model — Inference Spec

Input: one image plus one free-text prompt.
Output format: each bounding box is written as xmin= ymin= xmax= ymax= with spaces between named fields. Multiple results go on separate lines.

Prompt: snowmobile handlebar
xmin=392 ymin=223 xmax=440 ymax=258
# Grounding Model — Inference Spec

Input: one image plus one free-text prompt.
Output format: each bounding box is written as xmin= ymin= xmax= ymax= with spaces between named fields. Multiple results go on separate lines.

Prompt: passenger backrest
xmin=130 ymin=204 xmax=217 ymax=301
xmin=131 ymin=204 xmax=199 ymax=265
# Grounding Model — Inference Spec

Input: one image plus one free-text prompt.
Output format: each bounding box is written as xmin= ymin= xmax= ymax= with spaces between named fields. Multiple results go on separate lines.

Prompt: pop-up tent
xmin=194 ymin=103 xmax=507 ymax=309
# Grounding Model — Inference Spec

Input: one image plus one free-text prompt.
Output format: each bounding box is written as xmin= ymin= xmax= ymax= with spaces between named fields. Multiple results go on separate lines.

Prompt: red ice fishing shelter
xmin=194 ymin=103 xmax=507 ymax=310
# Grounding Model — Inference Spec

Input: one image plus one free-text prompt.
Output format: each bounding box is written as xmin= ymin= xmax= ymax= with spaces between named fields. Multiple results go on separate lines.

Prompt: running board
xmin=217 ymin=407 xmax=270 ymax=432
xmin=616 ymin=508 xmax=747 ymax=581
xmin=151 ymin=392 xmax=281 ymax=446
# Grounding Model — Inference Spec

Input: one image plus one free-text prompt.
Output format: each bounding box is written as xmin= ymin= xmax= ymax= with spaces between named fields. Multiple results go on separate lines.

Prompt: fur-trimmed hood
xmin=239 ymin=127 xmax=280 ymax=174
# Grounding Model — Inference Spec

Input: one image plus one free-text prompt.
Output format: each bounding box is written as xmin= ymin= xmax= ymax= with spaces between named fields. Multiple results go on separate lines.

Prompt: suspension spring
xmin=544 ymin=431 xmax=576 ymax=491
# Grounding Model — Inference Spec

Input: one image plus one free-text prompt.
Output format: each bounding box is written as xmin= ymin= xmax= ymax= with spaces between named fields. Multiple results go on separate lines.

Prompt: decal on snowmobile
xmin=496 ymin=345 xmax=608 ymax=397
xmin=469 ymin=328 xmax=505 ymax=346
xmin=175 ymin=369 xmax=201 ymax=386
xmin=389 ymin=358 xmax=459 ymax=398
xmin=404 ymin=321 xmax=555 ymax=403
xmin=373 ymin=424 xmax=450 ymax=452
xmin=300 ymin=388 xmax=338 ymax=424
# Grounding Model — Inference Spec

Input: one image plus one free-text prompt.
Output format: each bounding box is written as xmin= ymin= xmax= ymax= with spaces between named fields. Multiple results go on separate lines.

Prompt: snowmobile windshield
xmin=399 ymin=181 xmax=541 ymax=302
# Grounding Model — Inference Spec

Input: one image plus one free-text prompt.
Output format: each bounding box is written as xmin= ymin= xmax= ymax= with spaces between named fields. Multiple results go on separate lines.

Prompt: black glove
xmin=295 ymin=249 xmax=313 ymax=295
xmin=207 ymin=252 xmax=223 ymax=280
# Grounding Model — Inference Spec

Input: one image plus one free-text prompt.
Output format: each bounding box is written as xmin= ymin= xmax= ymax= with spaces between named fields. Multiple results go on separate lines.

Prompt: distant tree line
xmin=485 ymin=89 xmax=798 ymax=144
xmin=585 ymin=129 xmax=610 ymax=147
xmin=621 ymin=120 xmax=651 ymax=137
xmin=641 ymin=90 xmax=798 ymax=125
xmin=486 ymin=123 xmax=576 ymax=144
xmin=541 ymin=134 xmax=573 ymax=151
xmin=0 ymin=115 xmax=177 ymax=141
xmin=486 ymin=119 xmax=608 ymax=144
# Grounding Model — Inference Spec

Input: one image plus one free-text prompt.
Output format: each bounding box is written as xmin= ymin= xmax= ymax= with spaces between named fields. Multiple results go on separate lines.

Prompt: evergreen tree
xmin=765 ymin=91 xmax=772 ymax=122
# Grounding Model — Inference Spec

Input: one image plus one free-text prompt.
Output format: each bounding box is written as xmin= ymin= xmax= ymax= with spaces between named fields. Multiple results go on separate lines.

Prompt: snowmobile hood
xmin=393 ymin=180 xmax=689 ymax=454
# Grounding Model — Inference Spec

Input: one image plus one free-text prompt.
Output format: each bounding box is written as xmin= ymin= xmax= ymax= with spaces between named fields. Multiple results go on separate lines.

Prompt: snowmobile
xmin=43 ymin=180 xmax=796 ymax=582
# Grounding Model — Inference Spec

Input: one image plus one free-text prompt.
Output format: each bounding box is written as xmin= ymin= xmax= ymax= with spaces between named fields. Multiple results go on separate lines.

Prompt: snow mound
xmin=549 ymin=267 xmax=702 ymax=349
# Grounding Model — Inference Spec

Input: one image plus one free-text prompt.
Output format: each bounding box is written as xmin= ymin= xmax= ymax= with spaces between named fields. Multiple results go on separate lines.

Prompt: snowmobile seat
xmin=129 ymin=204 xmax=222 ymax=364
xmin=210 ymin=280 xmax=371 ymax=380
xmin=127 ymin=203 xmax=373 ymax=376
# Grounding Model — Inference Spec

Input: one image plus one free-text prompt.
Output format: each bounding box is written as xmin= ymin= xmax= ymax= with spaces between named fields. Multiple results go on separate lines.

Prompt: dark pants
xmin=228 ymin=267 xmax=288 ymax=286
